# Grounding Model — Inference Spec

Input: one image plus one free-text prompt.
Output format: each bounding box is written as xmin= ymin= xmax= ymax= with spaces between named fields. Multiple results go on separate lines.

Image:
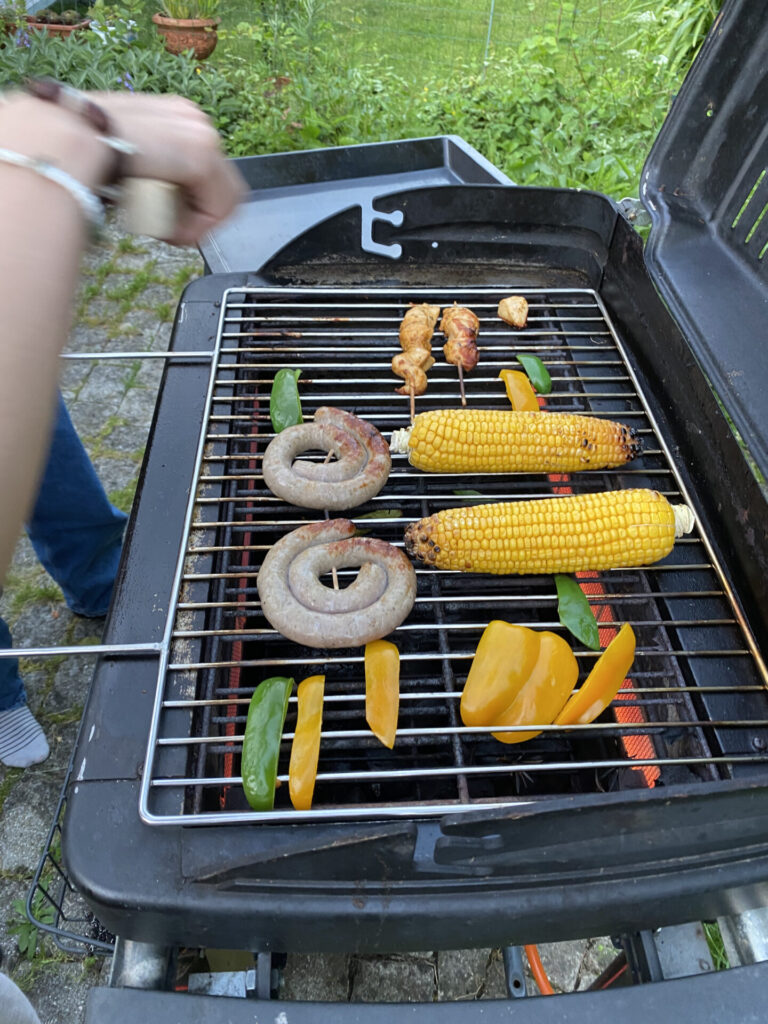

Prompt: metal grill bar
xmin=166 ymin=651 xmax=753 ymax=671
xmin=159 ymin=685 xmax=768 ymax=707
xmin=139 ymin=286 xmax=768 ymax=827
xmin=156 ymin=720 xmax=768 ymax=744
xmin=157 ymin=755 xmax=768 ymax=789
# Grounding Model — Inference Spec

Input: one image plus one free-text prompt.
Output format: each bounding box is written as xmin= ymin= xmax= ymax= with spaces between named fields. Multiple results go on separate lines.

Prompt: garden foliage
xmin=0 ymin=0 xmax=721 ymax=199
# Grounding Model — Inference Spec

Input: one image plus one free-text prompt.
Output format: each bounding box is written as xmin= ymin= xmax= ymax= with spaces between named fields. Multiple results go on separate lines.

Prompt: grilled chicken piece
xmin=440 ymin=304 xmax=480 ymax=372
xmin=498 ymin=295 xmax=529 ymax=328
xmin=399 ymin=303 xmax=441 ymax=354
xmin=392 ymin=352 xmax=432 ymax=396
xmin=393 ymin=304 xmax=440 ymax=398
xmin=395 ymin=345 xmax=434 ymax=372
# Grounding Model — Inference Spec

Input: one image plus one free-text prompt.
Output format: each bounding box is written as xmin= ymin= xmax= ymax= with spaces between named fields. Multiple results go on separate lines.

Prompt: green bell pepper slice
xmin=242 ymin=676 xmax=294 ymax=811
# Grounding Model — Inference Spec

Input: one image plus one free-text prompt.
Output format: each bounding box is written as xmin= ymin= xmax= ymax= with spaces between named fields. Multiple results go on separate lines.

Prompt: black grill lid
xmin=641 ymin=0 xmax=768 ymax=482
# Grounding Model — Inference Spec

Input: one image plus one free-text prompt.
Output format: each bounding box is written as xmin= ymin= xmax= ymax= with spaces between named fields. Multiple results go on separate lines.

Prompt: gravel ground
xmin=0 ymin=221 xmax=618 ymax=1022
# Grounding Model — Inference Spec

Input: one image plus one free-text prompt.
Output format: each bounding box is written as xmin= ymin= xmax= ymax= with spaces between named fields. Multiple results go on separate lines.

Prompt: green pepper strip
xmin=242 ymin=676 xmax=294 ymax=811
xmin=554 ymin=574 xmax=600 ymax=651
xmin=516 ymin=353 xmax=552 ymax=395
xmin=270 ymin=368 xmax=303 ymax=433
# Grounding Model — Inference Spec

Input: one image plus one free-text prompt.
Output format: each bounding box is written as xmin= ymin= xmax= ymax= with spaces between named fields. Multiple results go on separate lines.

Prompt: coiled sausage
xmin=262 ymin=407 xmax=391 ymax=510
xmin=257 ymin=520 xmax=416 ymax=648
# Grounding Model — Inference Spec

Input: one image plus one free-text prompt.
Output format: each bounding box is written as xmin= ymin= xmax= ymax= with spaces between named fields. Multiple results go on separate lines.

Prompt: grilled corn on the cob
xmin=390 ymin=408 xmax=640 ymax=473
xmin=404 ymin=489 xmax=695 ymax=574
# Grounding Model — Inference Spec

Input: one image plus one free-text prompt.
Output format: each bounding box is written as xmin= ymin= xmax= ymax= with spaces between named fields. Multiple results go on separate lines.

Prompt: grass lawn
xmin=220 ymin=0 xmax=652 ymax=82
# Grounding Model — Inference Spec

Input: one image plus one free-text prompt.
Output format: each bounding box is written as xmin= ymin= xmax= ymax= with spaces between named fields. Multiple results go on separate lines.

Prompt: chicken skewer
xmin=392 ymin=303 xmax=439 ymax=421
xmin=440 ymin=303 xmax=479 ymax=406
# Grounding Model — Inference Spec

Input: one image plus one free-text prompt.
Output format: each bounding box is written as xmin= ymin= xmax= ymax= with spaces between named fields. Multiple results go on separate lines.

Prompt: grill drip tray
xmin=140 ymin=286 xmax=768 ymax=826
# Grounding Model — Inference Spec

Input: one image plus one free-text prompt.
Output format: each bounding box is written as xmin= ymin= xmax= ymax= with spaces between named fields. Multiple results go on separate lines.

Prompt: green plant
xmin=29 ymin=8 xmax=86 ymax=24
xmin=9 ymin=895 xmax=56 ymax=960
xmin=621 ymin=0 xmax=723 ymax=79
xmin=0 ymin=0 xmax=716 ymax=206
xmin=0 ymin=0 xmax=25 ymax=24
xmin=702 ymin=921 xmax=729 ymax=971
xmin=157 ymin=0 xmax=219 ymax=18
xmin=87 ymin=0 xmax=156 ymax=47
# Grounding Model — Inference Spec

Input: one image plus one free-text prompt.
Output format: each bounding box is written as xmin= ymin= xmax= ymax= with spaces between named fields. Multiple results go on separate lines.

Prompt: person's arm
xmin=0 ymin=91 xmax=244 ymax=580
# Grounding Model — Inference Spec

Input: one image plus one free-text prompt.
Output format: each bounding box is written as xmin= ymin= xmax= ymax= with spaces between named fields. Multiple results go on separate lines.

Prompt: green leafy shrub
xmin=9 ymin=895 xmax=55 ymax=960
xmin=0 ymin=30 xmax=253 ymax=148
xmin=0 ymin=0 xmax=724 ymax=201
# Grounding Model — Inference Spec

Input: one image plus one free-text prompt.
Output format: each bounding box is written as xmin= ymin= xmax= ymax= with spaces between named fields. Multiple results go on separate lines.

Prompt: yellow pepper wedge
xmin=365 ymin=640 xmax=399 ymax=748
xmin=490 ymin=633 xmax=579 ymax=743
xmin=499 ymin=369 xmax=540 ymax=411
xmin=555 ymin=623 xmax=636 ymax=726
xmin=289 ymin=674 xmax=325 ymax=810
xmin=460 ymin=622 xmax=579 ymax=744
xmin=460 ymin=622 xmax=541 ymax=727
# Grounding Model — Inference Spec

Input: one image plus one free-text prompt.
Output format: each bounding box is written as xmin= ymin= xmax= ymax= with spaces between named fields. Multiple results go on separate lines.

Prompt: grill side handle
xmin=434 ymin=779 xmax=768 ymax=876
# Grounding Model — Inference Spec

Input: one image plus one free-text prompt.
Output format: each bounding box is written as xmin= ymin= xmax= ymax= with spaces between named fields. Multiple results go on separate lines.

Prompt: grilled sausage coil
xmin=257 ymin=520 xmax=417 ymax=648
xmin=262 ymin=407 xmax=391 ymax=510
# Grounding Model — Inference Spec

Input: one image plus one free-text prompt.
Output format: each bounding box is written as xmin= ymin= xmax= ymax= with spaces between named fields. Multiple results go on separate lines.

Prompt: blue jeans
xmin=0 ymin=394 xmax=128 ymax=712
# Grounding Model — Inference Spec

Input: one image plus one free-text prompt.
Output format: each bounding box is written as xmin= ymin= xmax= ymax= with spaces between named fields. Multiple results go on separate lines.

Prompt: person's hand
xmin=0 ymin=90 xmax=246 ymax=246
xmin=96 ymin=93 xmax=247 ymax=246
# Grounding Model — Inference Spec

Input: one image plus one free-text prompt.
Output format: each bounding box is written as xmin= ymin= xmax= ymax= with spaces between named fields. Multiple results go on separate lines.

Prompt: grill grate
xmin=139 ymin=287 xmax=768 ymax=825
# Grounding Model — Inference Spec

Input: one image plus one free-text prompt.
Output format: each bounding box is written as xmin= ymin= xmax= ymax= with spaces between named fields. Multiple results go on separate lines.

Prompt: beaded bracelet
xmin=25 ymin=77 xmax=138 ymax=203
xmin=0 ymin=78 xmax=140 ymax=235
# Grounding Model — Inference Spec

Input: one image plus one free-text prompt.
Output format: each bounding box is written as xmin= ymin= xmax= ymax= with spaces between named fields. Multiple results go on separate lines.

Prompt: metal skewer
xmin=322 ymin=461 xmax=340 ymax=590
xmin=457 ymin=363 xmax=467 ymax=407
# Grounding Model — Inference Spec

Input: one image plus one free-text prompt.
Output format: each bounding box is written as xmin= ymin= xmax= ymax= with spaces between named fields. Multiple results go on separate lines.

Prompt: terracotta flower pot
xmin=152 ymin=12 xmax=220 ymax=60
xmin=24 ymin=16 xmax=91 ymax=36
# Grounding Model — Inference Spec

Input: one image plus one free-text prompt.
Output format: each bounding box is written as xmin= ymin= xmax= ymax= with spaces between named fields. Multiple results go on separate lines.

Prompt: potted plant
xmin=152 ymin=0 xmax=219 ymax=60
xmin=25 ymin=7 xmax=91 ymax=34
xmin=1 ymin=1 xmax=23 ymax=34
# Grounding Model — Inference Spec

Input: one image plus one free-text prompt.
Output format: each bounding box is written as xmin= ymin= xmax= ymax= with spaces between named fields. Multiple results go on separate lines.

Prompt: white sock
xmin=0 ymin=706 xmax=49 ymax=768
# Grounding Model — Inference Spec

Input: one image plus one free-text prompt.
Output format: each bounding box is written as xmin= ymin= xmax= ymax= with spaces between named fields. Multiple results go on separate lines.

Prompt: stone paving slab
xmin=0 ymin=221 xmax=625 ymax=1022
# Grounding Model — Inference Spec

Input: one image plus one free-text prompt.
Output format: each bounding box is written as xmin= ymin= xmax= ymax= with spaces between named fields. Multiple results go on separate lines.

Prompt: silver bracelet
xmin=0 ymin=146 xmax=105 ymax=234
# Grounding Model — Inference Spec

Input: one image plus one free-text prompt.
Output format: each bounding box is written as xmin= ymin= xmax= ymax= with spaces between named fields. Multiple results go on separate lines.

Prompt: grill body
xmin=63 ymin=183 xmax=768 ymax=951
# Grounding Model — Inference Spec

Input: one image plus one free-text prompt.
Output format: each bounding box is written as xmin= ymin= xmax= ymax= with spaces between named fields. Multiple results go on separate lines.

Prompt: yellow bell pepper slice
xmin=460 ymin=621 xmax=541 ymax=727
xmin=289 ymin=674 xmax=325 ymax=810
xmin=460 ymin=622 xmax=580 ymax=744
xmin=554 ymin=623 xmax=636 ymax=726
xmin=499 ymin=368 xmax=539 ymax=411
xmin=365 ymin=640 xmax=400 ymax=748
xmin=490 ymin=632 xmax=579 ymax=744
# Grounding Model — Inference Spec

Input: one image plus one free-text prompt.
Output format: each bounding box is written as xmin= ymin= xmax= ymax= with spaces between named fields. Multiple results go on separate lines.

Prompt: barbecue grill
xmin=57 ymin=0 xmax=768 ymax=1015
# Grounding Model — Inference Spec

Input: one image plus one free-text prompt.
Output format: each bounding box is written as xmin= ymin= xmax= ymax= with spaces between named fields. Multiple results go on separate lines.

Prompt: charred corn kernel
xmin=555 ymin=624 xmax=636 ymax=727
xmin=499 ymin=369 xmax=540 ymax=411
xmin=389 ymin=408 xmax=640 ymax=473
xmin=365 ymin=640 xmax=400 ymax=748
xmin=289 ymin=675 xmax=325 ymax=811
xmin=404 ymin=489 xmax=694 ymax=575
